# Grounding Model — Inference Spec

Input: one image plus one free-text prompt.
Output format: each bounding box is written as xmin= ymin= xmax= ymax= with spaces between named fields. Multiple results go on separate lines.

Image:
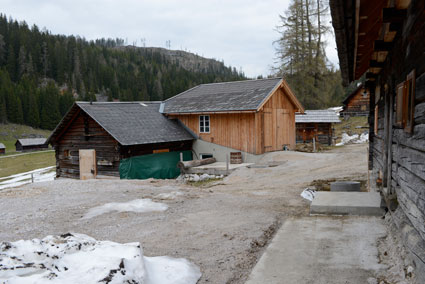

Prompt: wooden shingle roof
xmin=296 ymin=110 xmax=341 ymax=123
xmin=48 ymin=102 xmax=194 ymax=146
xmin=16 ymin=138 xmax=47 ymax=146
xmin=163 ymin=78 xmax=304 ymax=114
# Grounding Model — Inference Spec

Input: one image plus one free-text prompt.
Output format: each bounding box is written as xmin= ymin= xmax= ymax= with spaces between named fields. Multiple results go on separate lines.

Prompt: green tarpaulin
xmin=119 ymin=151 xmax=192 ymax=180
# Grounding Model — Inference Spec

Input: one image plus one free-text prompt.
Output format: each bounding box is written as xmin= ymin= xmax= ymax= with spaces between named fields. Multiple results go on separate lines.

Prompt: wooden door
xmin=79 ymin=149 xmax=97 ymax=180
xmin=263 ymin=109 xmax=273 ymax=152
xmin=276 ymin=109 xmax=289 ymax=150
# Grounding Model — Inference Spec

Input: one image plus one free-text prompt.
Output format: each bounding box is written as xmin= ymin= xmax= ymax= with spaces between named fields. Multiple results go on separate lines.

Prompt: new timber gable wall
xmin=171 ymin=86 xmax=297 ymax=155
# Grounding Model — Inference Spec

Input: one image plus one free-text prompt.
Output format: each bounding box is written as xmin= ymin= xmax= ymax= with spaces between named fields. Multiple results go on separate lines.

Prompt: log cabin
xmin=330 ymin=0 xmax=425 ymax=279
xmin=15 ymin=138 xmax=48 ymax=152
xmin=163 ymin=77 xmax=304 ymax=161
xmin=295 ymin=110 xmax=341 ymax=145
xmin=341 ymin=84 xmax=370 ymax=116
xmin=47 ymin=102 xmax=194 ymax=179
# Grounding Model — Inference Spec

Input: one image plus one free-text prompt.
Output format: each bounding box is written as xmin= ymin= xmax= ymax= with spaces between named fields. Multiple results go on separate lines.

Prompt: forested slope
xmin=0 ymin=14 xmax=245 ymax=129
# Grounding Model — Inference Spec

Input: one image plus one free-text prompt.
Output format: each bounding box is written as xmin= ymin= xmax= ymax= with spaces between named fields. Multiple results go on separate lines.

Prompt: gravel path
xmin=0 ymin=144 xmax=369 ymax=283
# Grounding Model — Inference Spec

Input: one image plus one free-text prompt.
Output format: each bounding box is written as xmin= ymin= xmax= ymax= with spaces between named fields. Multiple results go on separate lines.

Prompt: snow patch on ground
xmin=0 ymin=167 xmax=55 ymax=190
xmin=153 ymin=191 xmax=183 ymax=200
xmin=336 ymin=132 xmax=369 ymax=146
xmin=82 ymin=199 xmax=168 ymax=219
xmin=0 ymin=233 xmax=201 ymax=284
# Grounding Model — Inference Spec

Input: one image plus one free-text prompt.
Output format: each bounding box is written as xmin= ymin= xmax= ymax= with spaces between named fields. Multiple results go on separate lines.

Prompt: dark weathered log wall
xmin=296 ymin=123 xmax=333 ymax=145
xmin=343 ymin=88 xmax=370 ymax=115
xmin=53 ymin=111 xmax=194 ymax=179
xmin=55 ymin=112 xmax=120 ymax=179
xmin=371 ymin=1 xmax=425 ymax=278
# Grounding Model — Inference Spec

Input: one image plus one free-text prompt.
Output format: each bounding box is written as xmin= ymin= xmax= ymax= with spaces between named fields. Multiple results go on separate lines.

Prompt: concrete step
xmin=310 ymin=192 xmax=385 ymax=216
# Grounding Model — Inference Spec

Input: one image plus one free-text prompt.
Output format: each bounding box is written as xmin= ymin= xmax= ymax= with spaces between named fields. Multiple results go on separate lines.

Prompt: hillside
xmin=0 ymin=123 xmax=51 ymax=154
xmin=0 ymin=14 xmax=246 ymax=130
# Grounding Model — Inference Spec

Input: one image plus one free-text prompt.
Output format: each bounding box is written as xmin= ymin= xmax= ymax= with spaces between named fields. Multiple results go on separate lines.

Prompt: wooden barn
xmin=15 ymin=138 xmax=48 ymax=152
xmin=0 ymin=143 xmax=5 ymax=154
xmin=47 ymin=102 xmax=194 ymax=179
xmin=163 ymin=78 xmax=304 ymax=158
xmin=331 ymin=0 xmax=425 ymax=279
xmin=341 ymin=84 xmax=370 ymax=116
xmin=295 ymin=110 xmax=341 ymax=145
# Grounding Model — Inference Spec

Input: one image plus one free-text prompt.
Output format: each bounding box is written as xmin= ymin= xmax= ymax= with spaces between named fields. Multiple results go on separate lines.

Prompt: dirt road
xmin=0 ymin=144 xmax=369 ymax=283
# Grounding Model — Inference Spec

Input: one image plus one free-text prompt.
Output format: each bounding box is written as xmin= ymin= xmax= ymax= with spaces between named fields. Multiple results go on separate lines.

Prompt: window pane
xmin=205 ymin=126 xmax=210 ymax=132
xmin=205 ymin=121 xmax=209 ymax=127
xmin=205 ymin=115 xmax=209 ymax=121
xmin=200 ymin=126 xmax=204 ymax=132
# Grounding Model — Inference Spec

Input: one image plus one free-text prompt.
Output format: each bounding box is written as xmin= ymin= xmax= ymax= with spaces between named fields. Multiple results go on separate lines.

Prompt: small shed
xmin=296 ymin=110 xmax=341 ymax=145
xmin=0 ymin=143 xmax=5 ymax=154
xmin=15 ymin=138 xmax=48 ymax=152
xmin=47 ymin=102 xmax=194 ymax=179
xmin=341 ymin=84 xmax=370 ymax=116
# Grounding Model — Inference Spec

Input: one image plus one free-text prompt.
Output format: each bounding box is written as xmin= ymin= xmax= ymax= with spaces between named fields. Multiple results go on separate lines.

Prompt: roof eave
xmin=330 ymin=0 xmax=355 ymax=86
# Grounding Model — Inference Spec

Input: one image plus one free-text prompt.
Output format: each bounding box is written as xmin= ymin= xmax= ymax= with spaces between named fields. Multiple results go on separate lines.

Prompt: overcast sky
xmin=1 ymin=0 xmax=339 ymax=78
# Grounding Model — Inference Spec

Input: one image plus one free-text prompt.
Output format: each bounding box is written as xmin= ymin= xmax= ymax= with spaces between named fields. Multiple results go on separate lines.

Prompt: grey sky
xmin=1 ymin=0 xmax=339 ymax=77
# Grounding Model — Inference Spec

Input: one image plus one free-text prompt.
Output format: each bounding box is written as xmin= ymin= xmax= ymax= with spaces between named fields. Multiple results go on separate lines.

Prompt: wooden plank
xmin=79 ymin=149 xmax=97 ymax=180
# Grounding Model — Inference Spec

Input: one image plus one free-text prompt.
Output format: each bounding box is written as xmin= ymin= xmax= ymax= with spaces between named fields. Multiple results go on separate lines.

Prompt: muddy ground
xmin=0 ymin=144 xmax=370 ymax=283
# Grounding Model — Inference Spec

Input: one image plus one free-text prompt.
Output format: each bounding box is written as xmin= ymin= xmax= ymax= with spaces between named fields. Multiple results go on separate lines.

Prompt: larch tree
xmin=275 ymin=0 xmax=342 ymax=109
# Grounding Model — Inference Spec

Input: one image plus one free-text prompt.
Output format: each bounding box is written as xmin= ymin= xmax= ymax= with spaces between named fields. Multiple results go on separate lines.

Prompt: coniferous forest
xmin=0 ymin=14 xmax=245 ymax=129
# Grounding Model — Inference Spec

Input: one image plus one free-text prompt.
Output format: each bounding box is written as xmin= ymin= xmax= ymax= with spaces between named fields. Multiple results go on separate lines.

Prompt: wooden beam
xmin=389 ymin=22 xmax=403 ymax=31
xmin=366 ymin=72 xmax=378 ymax=79
xmin=370 ymin=60 xmax=385 ymax=68
xmin=374 ymin=40 xmax=394 ymax=51
xmin=383 ymin=8 xmax=407 ymax=23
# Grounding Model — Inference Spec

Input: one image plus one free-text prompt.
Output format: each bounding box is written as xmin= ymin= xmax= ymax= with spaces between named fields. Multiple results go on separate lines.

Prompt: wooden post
xmin=387 ymin=90 xmax=394 ymax=194
xmin=180 ymin=152 xmax=183 ymax=162
xmin=226 ymin=154 xmax=229 ymax=175
xmin=313 ymin=137 xmax=316 ymax=152
xmin=31 ymin=173 xmax=34 ymax=183
xmin=383 ymin=87 xmax=389 ymax=187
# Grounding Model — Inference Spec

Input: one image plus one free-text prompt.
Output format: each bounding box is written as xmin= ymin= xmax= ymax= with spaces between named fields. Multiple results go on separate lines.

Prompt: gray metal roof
xmin=163 ymin=78 xmax=283 ymax=113
xmin=60 ymin=102 xmax=194 ymax=146
xmin=0 ymin=143 xmax=5 ymax=149
xmin=296 ymin=110 xmax=341 ymax=123
xmin=16 ymin=138 xmax=47 ymax=146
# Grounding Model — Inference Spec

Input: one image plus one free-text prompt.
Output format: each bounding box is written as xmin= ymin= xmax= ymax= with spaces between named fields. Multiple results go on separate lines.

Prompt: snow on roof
xmin=296 ymin=110 xmax=341 ymax=123
xmin=0 ymin=143 xmax=5 ymax=149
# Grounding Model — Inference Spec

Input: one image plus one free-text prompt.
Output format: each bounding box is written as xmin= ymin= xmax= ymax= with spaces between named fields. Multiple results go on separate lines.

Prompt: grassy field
xmin=333 ymin=116 xmax=369 ymax=143
xmin=0 ymin=123 xmax=54 ymax=178
xmin=0 ymin=123 xmax=52 ymax=155
xmin=0 ymin=151 xmax=55 ymax=178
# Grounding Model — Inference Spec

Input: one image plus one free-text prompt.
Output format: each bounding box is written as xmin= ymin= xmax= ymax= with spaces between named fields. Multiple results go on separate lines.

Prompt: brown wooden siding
xmin=296 ymin=123 xmax=333 ymax=145
xmin=343 ymin=88 xmax=370 ymax=115
xmin=174 ymin=113 xmax=257 ymax=154
xmin=170 ymin=86 xmax=298 ymax=154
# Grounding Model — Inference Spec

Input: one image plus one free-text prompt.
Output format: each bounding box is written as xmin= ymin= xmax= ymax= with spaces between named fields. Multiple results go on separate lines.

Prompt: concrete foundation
xmin=192 ymin=139 xmax=264 ymax=163
xmin=310 ymin=192 xmax=385 ymax=216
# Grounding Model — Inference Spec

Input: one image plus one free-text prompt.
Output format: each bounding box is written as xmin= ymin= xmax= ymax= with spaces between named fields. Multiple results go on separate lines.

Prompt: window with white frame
xmin=199 ymin=115 xmax=210 ymax=133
